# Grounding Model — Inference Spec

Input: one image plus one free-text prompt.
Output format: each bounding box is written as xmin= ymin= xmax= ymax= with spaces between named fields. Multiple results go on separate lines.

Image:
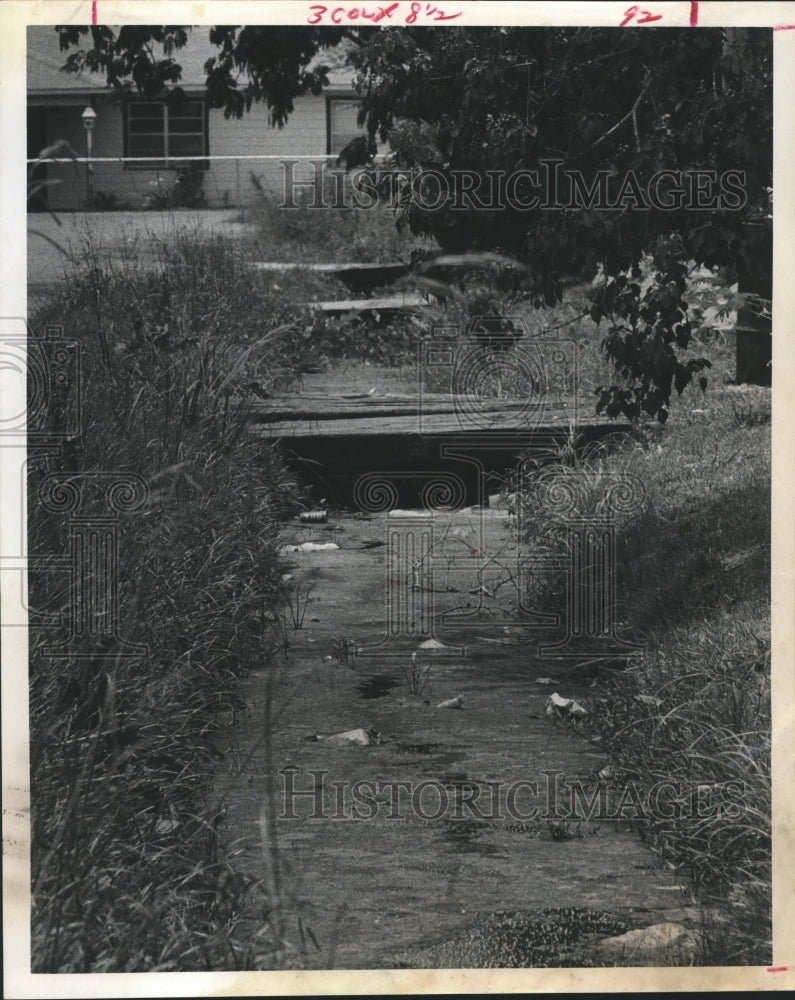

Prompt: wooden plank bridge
xmin=246 ymin=259 xmax=629 ymax=505
xmin=249 ymin=390 xmax=628 ymax=507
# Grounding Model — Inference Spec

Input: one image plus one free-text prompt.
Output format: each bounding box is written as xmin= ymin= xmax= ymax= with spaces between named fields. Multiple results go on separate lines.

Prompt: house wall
xmin=31 ymin=90 xmax=354 ymax=211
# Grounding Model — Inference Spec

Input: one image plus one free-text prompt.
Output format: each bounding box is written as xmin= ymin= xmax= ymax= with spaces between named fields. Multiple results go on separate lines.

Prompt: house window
xmin=327 ymin=97 xmax=364 ymax=156
xmin=125 ymin=99 xmax=207 ymax=167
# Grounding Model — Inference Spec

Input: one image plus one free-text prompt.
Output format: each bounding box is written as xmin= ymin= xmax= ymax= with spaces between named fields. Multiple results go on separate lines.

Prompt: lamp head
xmin=81 ymin=106 xmax=97 ymax=132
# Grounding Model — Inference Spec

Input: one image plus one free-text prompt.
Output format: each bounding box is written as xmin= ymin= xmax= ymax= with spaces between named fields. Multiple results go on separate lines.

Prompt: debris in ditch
xmin=547 ymin=819 xmax=581 ymax=841
xmin=279 ymin=541 xmax=340 ymax=554
xmin=306 ymin=727 xmax=383 ymax=746
xmin=534 ymin=677 xmax=558 ymax=685
xmin=341 ymin=388 xmax=376 ymax=399
xmin=544 ymin=692 xmax=588 ymax=720
xmin=326 ymin=727 xmax=382 ymax=746
xmin=154 ymin=816 xmax=180 ymax=837
xmin=418 ymin=638 xmax=450 ymax=651
xmin=437 ymin=695 xmax=464 ymax=710
xmin=634 ymin=693 xmax=663 ymax=707
xmin=299 ymin=510 xmax=329 ymax=524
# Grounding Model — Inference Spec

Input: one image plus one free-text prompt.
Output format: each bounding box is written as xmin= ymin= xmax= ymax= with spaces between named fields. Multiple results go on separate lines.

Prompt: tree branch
xmin=584 ymin=72 xmax=652 ymax=155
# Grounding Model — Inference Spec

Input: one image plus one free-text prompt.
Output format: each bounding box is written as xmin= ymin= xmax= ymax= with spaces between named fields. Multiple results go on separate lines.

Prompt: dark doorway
xmin=27 ymin=108 xmax=48 ymax=212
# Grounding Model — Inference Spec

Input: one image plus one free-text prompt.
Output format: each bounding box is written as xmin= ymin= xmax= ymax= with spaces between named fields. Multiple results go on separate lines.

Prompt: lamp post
xmin=81 ymin=106 xmax=97 ymax=202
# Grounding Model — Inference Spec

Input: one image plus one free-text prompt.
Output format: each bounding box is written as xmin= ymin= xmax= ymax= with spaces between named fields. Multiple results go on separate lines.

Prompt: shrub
xmin=144 ymin=163 xmax=207 ymax=210
xmin=82 ymin=189 xmax=132 ymax=211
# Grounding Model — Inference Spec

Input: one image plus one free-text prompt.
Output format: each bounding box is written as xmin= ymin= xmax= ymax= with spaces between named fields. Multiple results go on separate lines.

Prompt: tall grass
xmin=29 ymin=232 xmax=304 ymax=970
xmin=514 ymin=383 xmax=771 ymax=964
xmin=246 ymin=171 xmax=428 ymax=264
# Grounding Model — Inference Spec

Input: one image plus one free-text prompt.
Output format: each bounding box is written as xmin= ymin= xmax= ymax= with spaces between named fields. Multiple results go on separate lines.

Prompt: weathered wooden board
xmin=250 ymin=412 xmax=587 ymax=437
xmin=250 ymin=261 xmax=408 ymax=276
xmin=247 ymin=395 xmax=628 ymax=506
xmin=249 ymin=260 xmax=410 ymax=291
xmin=248 ymin=391 xmax=539 ymax=423
xmin=245 ymin=390 xmax=605 ymax=438
xmin=250 ymin=400 xmax=590 ymax=438
xmin=307 ymin=294 xmax=429 ymax=315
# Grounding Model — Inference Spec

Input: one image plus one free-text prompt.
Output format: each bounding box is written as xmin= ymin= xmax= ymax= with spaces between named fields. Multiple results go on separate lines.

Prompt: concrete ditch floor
xmin=212 ymin=503 xmax=704 ymax=969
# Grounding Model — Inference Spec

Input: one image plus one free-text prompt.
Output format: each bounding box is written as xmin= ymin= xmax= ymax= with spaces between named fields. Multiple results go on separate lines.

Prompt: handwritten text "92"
xmin=620 ymin=6 xmax=663 ymax=26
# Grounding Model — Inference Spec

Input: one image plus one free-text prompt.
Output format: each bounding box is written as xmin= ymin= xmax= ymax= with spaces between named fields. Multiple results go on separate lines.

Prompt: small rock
xmin=594 ymin=922 xmax=699 ymax=966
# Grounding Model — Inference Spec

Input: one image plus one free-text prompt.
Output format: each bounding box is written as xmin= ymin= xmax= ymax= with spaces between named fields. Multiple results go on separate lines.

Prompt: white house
xmin=27 ymin=25 xmax=363 ymax=211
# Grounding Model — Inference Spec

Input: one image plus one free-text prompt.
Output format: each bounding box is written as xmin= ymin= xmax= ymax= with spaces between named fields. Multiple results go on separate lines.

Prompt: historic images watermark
xmin=279 ymin=768 xmax=748 ymax=824
xmin=1 ymin=317 xmax=148 ymax=657
xmin=280 ymin=160 xmax=748 ymax=212
xmin=1 ymin=320 xmax=80 ymax=627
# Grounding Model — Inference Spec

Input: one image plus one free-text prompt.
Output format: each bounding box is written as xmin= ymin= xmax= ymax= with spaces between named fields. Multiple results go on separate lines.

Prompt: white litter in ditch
xmin=418 ymin=638 xmax=449 ymax=650
xmin=312 ymin=727 xmax=382 ymax=747
xmin=634 ymin=693 xmax=663 ymax=707
xmin=545 ymin=692 xmax=588 ymax=720
xmin=437 ymin=695 xmax=464 ymax=710
xmin=279 ymin=542 xmax=340 ymax=554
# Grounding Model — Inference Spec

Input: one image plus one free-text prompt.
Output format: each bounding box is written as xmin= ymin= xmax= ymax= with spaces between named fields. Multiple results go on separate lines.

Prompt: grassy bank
xmin=28 ymin=233 xmax=303 ymax=971
xmin=513 ymin=377 xmax=771 ymax=964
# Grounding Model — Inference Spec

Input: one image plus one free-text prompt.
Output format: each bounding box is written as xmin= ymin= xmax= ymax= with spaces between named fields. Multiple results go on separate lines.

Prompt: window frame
xmin=123 ymin=97 xmax=209 ymax=170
